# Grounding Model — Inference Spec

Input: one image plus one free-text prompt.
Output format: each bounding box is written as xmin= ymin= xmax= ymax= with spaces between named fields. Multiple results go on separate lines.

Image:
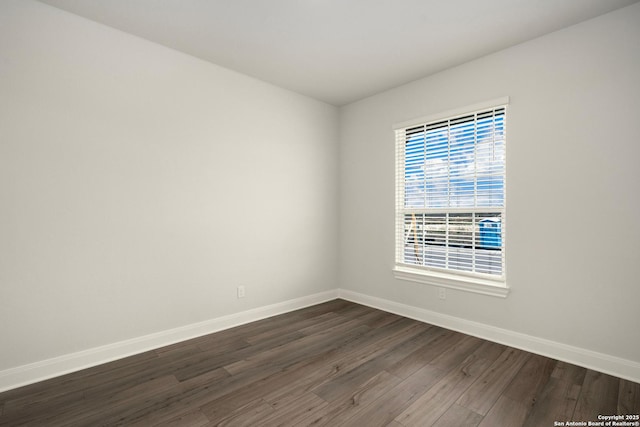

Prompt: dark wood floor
xmin=1 ymin=300 xmax=638 ymax=426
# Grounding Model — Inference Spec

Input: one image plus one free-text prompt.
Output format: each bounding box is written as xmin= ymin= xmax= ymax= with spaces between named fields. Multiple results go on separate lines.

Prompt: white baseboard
xmin=2 ymin=288 xmax=638 ymax=393
xmin=0 ymin=290 xmax=339 ymax=393
xmin=338 ymin=289 xmax=640 ymax=384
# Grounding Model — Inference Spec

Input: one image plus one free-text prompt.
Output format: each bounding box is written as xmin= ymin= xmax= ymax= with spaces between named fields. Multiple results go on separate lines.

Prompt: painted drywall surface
xmin=339 ymin=3 xmax=640 ymax=362
xmin=0 ymin=0 xmax=338 ymax=370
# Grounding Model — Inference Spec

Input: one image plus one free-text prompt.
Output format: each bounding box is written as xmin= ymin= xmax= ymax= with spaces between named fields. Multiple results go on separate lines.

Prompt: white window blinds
xmin=395 ymin=102 xmax=507 ymax=279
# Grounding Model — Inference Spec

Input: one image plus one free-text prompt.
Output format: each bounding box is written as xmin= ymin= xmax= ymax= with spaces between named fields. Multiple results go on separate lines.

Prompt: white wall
xmin=339 ymin=2 xmax=640 ymax=366
xmin=0 ymin=0 xmax=338 ymax=372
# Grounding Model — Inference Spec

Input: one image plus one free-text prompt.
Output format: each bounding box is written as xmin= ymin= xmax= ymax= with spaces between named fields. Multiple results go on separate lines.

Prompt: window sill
xmin=393 ymin=266 xmax=509 ymax=298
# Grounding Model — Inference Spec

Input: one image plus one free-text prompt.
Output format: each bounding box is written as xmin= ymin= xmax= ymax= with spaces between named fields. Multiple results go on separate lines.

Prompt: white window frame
xmin=393 ymin=97 xmax=509 ymax=298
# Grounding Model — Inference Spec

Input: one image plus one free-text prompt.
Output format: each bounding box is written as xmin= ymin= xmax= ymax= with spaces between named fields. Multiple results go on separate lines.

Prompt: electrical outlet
xmin=438 ymin=288 xmax=446 ymax=300
xmin=237 ymin=285 xmax=246 ymax=298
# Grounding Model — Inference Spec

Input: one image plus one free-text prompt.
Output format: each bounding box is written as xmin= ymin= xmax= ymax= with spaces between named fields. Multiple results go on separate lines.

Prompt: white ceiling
xmin=38 ymin=0 xmax=639 ymax=106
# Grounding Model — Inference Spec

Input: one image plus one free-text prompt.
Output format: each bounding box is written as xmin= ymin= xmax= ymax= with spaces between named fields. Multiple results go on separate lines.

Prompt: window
xmin=394 ymin=98 xmax=508 ymax=296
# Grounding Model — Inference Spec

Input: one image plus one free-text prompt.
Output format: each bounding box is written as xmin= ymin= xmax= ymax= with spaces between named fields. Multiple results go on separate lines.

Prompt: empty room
xmin=1 ymin=0 xmax=639 ymax=425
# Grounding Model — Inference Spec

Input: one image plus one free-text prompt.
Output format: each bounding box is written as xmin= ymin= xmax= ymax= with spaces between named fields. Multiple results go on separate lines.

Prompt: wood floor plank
xmin=385 ymin=327 xmax=460 ymax=379
xmin=195 ymin=299 xmax=348 ymax=352
xmin=118 ymin=365 xmax=282 ymax=425
xmin=179 ymin=366 xmax=231 ymax=389
xmin=502 ymin=353 xmax=556 ymax=404
xmin=245 ymin=312 xmax=339 ymax=344
xmin=522 ymin=377 xmax=582 ymax=427
xmin=470 ymin=340 xmax=508 ymax=362
xmin=572 ymin=370 xmax=620 ymax=421
xmin=151 ymin=409 xmax=211 ymax=427
xmin=337 ymin=364 xmax=447 ymax=427
xmin=223 ymin=317 xmax=371 ymax=375
xmin=259 ymin=392 xmax=328 ymax=427
xmin=342 ymin=307 xmax=406 ymax=330
xmin=394 ymin=348 xmax=498 ymax=427
xmin=551 ymin=360 xmax=587 ymax=384
xmin=260 ymin=317 xmax=425 ymax=406
xmin=14 ymin=374 xmax=181 ymax=426
xmin=331 ymin=301 xmax=377 ymax=317
xmin=428 ymin=334 xmax=484 ymax=371
xmin=0 ymin=300 xmax=638 ymax=427
xmin=1 ymin=349 xmax=159 ymax=413
xmin=215 ymin=400 xmax=275 ymax=427
xmin=124 ymin=368 xmax=230 ymax=426
xmin=455 ymin=347 xmax=531 ymax=415
xmin=478 ymin=395 xmax=529 ymax=427
xmin=78 ymin=376 xmax=183 ymax=426
xmin=433 ymin=403 xmax=483 ymax=427
xmin=108 ymin=359 xmax=285 ymax=426
xmin=184 ymin=335 xmax=250 ymax=359
xmin=183 ymin=331 xmax=309 ymax=380
xmin=362 ymin=310 xmax=405 ymax=329
xmin=619 ymin=379 xmax=640 ymax=414
xmin=1 ymin=388 xmax=85 ymax=420
xmin=297 ymin=311 xmax=356 ymax=336
xmin=304 ymin=371 xmax=402 ymax=426
xmin=312 ymin=323 xmax=431 ymax=403
xmin=520 ymin=360 xmax=586 ymax=427
xmin=201 ymin=323 xmax=376 ymax=424
xmin=261 ymin=318 xmax=417 ymax=405
xmin=478 ymin=354 xmax=556 ymax=427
